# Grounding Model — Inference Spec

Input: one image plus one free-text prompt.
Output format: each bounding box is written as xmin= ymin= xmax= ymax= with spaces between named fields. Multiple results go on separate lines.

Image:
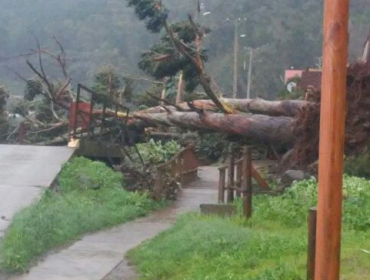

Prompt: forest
xmin=1 ymin=0 xmax=370 ymax=100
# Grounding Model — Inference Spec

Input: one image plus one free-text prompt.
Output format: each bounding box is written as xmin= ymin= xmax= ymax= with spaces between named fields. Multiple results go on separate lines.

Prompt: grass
xmin=127 ymin=176 xmax=370 ymax=280
xmin=0 ymin=157 xmax=160 ymax=272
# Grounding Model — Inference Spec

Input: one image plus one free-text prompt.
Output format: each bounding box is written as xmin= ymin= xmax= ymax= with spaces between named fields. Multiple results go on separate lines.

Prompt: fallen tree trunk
xmin=135 ymin=111 xmax=294 ymax=146
xmin=138 ymin=98 xmax=310 ymax=117
xmin=180 ymin=98 xmax=309 ymax=117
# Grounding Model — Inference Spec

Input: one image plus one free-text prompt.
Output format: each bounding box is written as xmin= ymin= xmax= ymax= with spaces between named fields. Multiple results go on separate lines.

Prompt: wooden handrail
xmin=156 ymin=145 xmax=194 ymax=170
xmin=154 ymin=145 xmax=198 ymax=200
xmin=218 ymin=161 xmax=270 ymax=190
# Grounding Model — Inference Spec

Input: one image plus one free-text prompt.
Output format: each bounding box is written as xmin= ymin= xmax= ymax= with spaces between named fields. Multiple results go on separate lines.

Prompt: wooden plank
xmin=218 ymin=169 xmax=226 ymax=203
xmin=227 ymin=154 xmax=235 ymax=203
xmin=236 ymin=161 xmax=242 ymax=197
xmin=315 ymin=1 xmax=349 ymax=279
xmin=251 ymin=165 xmax=270 ymax=190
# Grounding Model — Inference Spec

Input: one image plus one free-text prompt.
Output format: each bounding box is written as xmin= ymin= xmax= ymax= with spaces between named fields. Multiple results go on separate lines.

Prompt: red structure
xmin=285 ymin=69 xmax=322 ymax=90
xmin=69 ymin=102 xmax=91 ymax=139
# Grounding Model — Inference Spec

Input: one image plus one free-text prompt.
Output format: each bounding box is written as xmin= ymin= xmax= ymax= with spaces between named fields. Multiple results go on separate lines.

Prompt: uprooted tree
xmin=126 ymin=0 xmax=370 ymax=170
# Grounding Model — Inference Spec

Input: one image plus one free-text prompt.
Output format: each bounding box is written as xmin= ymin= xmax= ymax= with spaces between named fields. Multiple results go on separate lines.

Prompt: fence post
xmin=153 ymin=168 xmax=163 ymax=200
xmin=18 ymin=122 xmax=25 ymax=145
xmin=218 ymin=168 xmax=226 ymax=203
xmin=227 ymin=153 xmax=235 ymax=203
xmin=236 ymin=161 xmax=242 ymax=198
xmin=307 ymin=207 xmax=317 ymax=280
xmin=242 ymin=146 xmax=253 ymax=218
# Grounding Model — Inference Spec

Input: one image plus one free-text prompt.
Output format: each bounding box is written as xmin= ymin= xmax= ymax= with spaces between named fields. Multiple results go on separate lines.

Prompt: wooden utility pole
xmin=315 ymin=0 xmax=349 ymax=279
xmin=246 ymin=49 xmax=253 ymax=99
xmin=233 ymin=20 xmax=239 ymax=98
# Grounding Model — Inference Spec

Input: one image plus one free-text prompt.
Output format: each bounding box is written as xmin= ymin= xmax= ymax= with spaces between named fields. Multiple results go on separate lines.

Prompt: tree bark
xmin=136 ymin=98 xmax=310 ymax=117
xmin=135 ymin=111 xmax=294 ymax=146
xmin=177 ymin=98 xmax=309 ymax=117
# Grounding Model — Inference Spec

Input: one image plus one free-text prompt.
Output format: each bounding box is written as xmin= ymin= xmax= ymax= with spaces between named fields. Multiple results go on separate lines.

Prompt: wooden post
xmin=218 ymin=168 xmax=226 ymax=203
xmin=315 ymin=1 xmax=349 ymax=280
xmin=236 ymin=161 xmax=242 ymax=198
xmin=227 ymin=154 xmax=235 ymax=203
xmin=307 ymin=207 xmax=317 ymax=280
xmin=18 ymin=122 xmax=25 ymax=145
xmin=242 ymin=146 xmax=253 ymax=218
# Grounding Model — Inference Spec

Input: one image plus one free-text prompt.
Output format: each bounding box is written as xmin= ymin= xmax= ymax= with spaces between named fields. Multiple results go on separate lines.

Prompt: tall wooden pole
xmin=233 ymin=20 xmax=239 ymax=98
xmin=315 ymin=0 xmax=349 ymax=279
xmin=246 ymin=49 xmax=253 ymax=99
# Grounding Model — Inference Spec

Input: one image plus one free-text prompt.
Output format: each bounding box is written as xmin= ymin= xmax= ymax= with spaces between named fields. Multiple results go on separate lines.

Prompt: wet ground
xmin=0 ymin=145 xmax=75 ymax=237
xmin=8 ymin=166 xmax=219 ymax=280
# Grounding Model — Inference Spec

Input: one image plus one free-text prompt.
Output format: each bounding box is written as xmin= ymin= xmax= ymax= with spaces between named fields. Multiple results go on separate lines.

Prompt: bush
xmin=344 ymin=153 xmax=370 ymax=179
xmin=195 ymin=133 xmax=229 ymax=162
xmin=247 ymin=175 xmax=370 ymax=230
xmin=0 ymin=158 xmax=157 ymax=272
xmin=135 ymin=139 xmax=181 ymax=165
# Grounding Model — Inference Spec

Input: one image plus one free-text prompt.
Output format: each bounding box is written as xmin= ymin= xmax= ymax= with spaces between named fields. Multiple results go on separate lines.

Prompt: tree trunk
xmin=136 ymin=98 xmax=310 ymax=117
xmin=135 ymin=111 xmax=294 ymax=146
xmin=177 ymin=98 xmax=309 ymax=117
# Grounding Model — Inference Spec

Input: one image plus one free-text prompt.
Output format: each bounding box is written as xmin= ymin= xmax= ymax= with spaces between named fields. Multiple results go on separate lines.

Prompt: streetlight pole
xmin=233 ymin=19 xmax=239 ymax=98
xmin=315 ymin=0 xmax=349 ymax=279
xmin=246 ymin=48 xmax=253 ymax=99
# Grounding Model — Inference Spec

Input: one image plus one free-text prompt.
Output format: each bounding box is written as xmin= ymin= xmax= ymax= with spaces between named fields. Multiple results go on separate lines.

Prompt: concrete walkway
xmin=0 ymin=145 xmax=75 ymax=238
xmin=8 ymin=166 xmax=219 ymax=280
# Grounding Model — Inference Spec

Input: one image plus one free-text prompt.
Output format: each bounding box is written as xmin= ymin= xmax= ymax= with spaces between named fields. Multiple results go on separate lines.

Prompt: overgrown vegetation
xmin=0 ymin=158 xmax=158 ymax=272
xmin=117 ymin=139 xmax=181 ymax=199
xmin=344 ymin=152 xmax=370 ymax=179
xmin=128 ymin=176 xmax=370 ymax=279
xmin=135 ymin=139 xmax=181 ymax=165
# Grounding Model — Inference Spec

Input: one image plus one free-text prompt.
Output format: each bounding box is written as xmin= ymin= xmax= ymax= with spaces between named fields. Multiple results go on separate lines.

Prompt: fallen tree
xmin=130 ymin=62 xmax=370 ymax=170
xmin=139 ymin=98 xmax=310 ymax=117
xmin=134 ymin=110 xmax=294 ymax=146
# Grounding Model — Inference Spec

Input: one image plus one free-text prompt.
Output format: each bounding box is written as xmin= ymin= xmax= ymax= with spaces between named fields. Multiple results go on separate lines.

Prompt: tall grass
xmin=128 ymin=176 xmax=370 ymax=280
xmin=0 ymin=157 xmax=158 ymax=272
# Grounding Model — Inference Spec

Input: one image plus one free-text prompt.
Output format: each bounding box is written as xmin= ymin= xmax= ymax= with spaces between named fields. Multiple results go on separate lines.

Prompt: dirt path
xmin=8 ymin=166 xmax=218 ymax=280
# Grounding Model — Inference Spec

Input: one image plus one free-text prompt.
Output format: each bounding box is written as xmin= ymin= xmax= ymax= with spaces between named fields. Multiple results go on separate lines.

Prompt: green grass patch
xmin=128 ymin=176 xmax=370 ymax=280
xmin=0 ymin=157 xmax=160 ymax=272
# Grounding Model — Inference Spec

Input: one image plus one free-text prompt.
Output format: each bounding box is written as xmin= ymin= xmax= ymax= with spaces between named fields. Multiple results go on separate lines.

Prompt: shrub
xmin=195 ymin=133 xmax=229 ymax=162
xmin=134 ymin=139 xmax=181 ymax=165
xmin=344 ymin=153 xmax=370 ymax=179
xmin=248 ymin=175 xmax=370 ymax=230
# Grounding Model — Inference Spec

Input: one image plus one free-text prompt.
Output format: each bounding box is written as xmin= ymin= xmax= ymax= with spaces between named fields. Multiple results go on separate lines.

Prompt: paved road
xmin=0 ymin=145 xmax=75 ymax=238
xmin=9 ymin=166 xmax=219 ymax=280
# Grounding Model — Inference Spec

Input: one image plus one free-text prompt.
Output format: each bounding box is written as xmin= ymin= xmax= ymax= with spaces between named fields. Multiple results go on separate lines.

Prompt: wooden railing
xmin=218 ymin=146 xmax=271 ymax=218
xmin=153 ymin=146 xmax=199 ymax=200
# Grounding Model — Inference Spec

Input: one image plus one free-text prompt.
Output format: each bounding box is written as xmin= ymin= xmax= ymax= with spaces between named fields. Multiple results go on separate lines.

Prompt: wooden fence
xmin=153 ymin=146 xmax=198 ymax=200
xmin=218 ymin=146 xmax=272 ymax=218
